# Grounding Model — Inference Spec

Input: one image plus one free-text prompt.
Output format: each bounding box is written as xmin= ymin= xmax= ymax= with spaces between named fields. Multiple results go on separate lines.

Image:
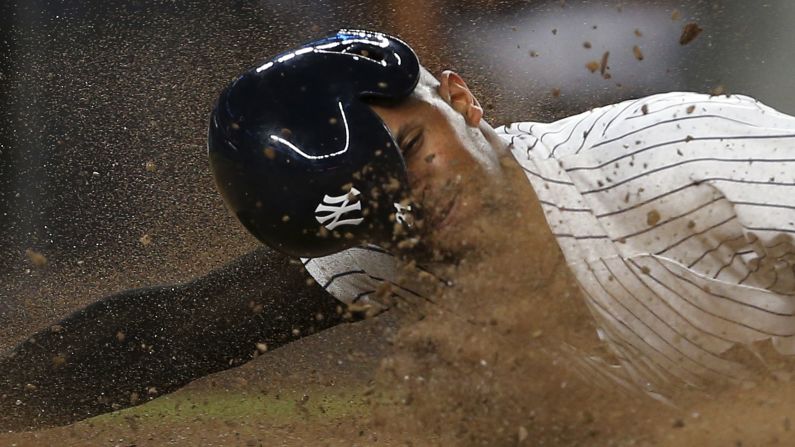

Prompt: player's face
xmin=370 ymin=70 xmax=511 ymax=257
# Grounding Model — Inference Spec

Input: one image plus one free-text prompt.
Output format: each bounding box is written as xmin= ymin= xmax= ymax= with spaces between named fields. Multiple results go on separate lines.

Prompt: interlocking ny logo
xmin=394 ymin=202 xmax=412 ymax=225
xmin=315 ymin=186 xmax=364 ymax=230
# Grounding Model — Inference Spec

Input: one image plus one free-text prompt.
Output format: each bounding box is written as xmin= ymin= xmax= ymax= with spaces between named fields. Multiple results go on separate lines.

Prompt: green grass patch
xmin=91 ymin=386 xmax=372 ymax=427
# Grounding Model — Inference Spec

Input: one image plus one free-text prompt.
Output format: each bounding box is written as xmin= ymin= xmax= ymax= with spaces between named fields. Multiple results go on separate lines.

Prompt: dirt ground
xmin=3 ymin=182 xmax=795 ymax=447
xmin=1 ymin=302 xmax=794 ymax=447
xmin=4 ymin=2 xmax=795 ymax=446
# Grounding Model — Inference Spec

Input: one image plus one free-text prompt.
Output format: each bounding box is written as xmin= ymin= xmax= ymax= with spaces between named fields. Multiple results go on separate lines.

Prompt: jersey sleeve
xmin=302 ymin=245 xmax=440 ymax=312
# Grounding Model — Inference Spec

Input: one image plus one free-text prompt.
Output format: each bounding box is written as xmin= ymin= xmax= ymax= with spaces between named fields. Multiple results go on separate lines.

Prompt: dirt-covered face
xmin=369 ymin=69 xmax=511 ymax=258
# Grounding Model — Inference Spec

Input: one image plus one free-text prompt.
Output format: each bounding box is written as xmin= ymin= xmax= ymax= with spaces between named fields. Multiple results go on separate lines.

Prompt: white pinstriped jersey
xmin=302 ymin=244 xmax=439 ymax=313
xmin=306 ymin=92 xmax=795 ymax=394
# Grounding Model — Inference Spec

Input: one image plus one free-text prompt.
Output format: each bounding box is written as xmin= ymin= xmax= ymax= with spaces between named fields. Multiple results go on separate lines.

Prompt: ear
xmin=438 ymin=70 xmax=484 ymax=128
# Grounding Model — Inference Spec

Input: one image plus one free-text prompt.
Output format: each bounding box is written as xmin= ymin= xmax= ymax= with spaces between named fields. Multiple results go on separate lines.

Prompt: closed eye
xmin=400 ymin=129 xmax=424 ymax=159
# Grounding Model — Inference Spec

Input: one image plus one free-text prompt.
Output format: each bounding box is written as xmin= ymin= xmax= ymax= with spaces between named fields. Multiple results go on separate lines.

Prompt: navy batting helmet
xmin=208 ymin=30 xmax=421 ymax=258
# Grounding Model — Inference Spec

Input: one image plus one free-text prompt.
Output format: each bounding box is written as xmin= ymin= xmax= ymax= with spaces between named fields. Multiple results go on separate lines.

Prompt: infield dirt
xmin=3 ymin=189 xmax=795 ymax=447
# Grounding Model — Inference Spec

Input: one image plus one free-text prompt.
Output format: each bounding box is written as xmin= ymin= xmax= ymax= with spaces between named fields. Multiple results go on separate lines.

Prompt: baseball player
xmin=208 ymin=29 xmax=795 ymax=398
xmin=4 ymin=28 xmax=795 ymax=428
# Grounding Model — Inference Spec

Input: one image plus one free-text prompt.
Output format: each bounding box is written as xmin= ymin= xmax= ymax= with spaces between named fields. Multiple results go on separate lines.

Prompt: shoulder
xmin=498 ymin=92 xmax=769 ymax=135
xmin=498 ymin=92 xmax=793 ymax=160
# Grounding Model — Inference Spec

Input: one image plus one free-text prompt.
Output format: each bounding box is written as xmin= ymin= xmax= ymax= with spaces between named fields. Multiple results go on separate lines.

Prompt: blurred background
xmin=2 ymin=0 xmax=795 ymax=350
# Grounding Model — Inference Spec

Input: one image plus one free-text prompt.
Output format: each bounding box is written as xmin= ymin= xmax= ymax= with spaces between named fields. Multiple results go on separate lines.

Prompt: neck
xmin=478 ymin=122 xmax=567 ymax=278
xmin=480 ymin=119 xmax=510 ymax=156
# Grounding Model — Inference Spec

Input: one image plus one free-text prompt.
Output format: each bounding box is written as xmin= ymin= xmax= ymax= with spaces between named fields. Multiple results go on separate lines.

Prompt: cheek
xmin=403 ymin=120 xmax=481 ymax=198
xmin=412 ymin=133 xmax=475 ymax=173
xmin=406 ymin=143 xmax=460 ymax=192
xmin=406 ymin=156 xmax=473 ymax=216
